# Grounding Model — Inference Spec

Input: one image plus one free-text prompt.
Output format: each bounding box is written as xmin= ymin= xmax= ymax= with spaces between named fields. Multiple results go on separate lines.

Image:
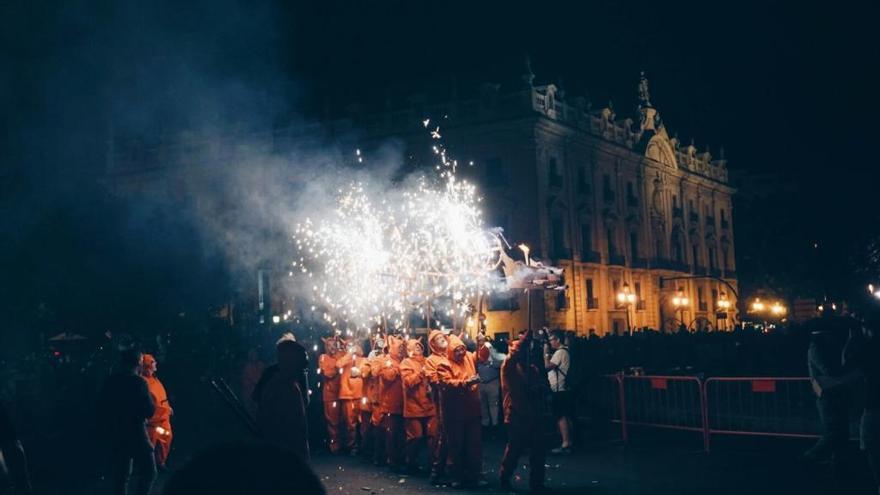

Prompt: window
xmin=556 ymin=290 xmax=568 ymax=311
xmin=586 ymin=279 xmax=598 ymax=309
xmin=548 ymin=158 xmax=560 ymax=185
xmin=581 ymin=223 xmax=593 ymax=257
xmin=578 ymin=168 xmax=589 ymax=192
xmin=630 ymin=233 xmax=639 ymax=260
xmin=655 ymin=239 xmax=663 ymax=258
xmin=485 ymin=157 xmax=507 ymax=186
xmin=708 ymin=247 xmax=716 ymax=269
xmin=635 ymin=282 xmax=645 ymax=310
xmin=607 ymin=228 xmax=616 ymax=256
xmin=711 ymin=289 xmax=718 ymax=311
xmin=722 ymin=246 xmax=729 ymax=271
xmin=551 ymin=214 xmax=567 ymax=256
xmin=692 ymin=244 xmax=700 ymax=266
xmin=603 ymin=174 xmax=615 ymax=202
xmin=488 ymin=291 xmax=520 ymax=311
xmin=673 ymin=194 xmax=678 ymax=208
xmin=698 ymin=287 xmax=707 ymax=311
xmin=627 ymin=182 xmax=637 ymax=206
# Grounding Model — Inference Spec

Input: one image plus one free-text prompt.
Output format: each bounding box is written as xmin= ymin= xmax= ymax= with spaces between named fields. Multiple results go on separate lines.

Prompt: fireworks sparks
xmin=292 ymin=123 xmax=503 ymax=334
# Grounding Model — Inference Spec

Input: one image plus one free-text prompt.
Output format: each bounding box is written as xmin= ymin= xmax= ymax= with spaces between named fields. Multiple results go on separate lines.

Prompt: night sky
xmin=2 ymin=0 xmax=878 ymax=341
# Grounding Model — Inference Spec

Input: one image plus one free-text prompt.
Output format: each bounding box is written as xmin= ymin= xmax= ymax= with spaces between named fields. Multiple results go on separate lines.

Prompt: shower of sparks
xmin=293 ymin=122 xmax=503 ymax=334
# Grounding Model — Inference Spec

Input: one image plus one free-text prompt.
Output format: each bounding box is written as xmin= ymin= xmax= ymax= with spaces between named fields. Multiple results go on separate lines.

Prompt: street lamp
xmin=770 ymin=301 xmax=787 ymax=316
xmin=869 ymin=284 xmax=880 ymax=300
xmin=672 ymin=287 xmax=689 ymax=331
xmin=717 ymin=291 xmax=731 ymax=330
xmin=751 ymin=298 xmax=765 ymax=313
xmin=617 ymin=282 xmax=637 ymax=335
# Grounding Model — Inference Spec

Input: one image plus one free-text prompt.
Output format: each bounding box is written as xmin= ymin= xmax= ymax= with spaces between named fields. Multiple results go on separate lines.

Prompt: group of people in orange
xmin=316 ymin=327 xmax=549 ymax=491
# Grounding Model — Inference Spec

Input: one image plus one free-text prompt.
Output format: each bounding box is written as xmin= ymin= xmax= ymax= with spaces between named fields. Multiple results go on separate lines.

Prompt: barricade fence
xmin=602 ymin=374 xmax=862 ymax=453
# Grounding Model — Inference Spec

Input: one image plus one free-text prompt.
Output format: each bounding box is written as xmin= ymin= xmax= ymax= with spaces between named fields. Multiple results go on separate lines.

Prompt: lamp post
xmin=671 ymin=287 xmax=689 ymax=332
xmin=617 ymin=282 xmax=638 ymax=335
xmin=716 ymin=291 xmax=731 ymax=331
xmin=519 ymin=244 xmax=531 ymax=332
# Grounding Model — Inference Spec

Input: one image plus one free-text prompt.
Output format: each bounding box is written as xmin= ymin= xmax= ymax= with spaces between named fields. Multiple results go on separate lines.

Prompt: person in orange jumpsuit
xmin=424 ymin=330 xmax=450 ymax=485
xmin=499 ymin=330 xmax=548 ymax=491
xmin=367 ymin=336 xmax=387 ymax=465
xmin=437 ymin=334 xmax=486 ymax=488
xmin=352 ymin=342 xmax=373 ymax=457
xmin=318 ymin=336 xmax=345 ymax=454
xmin=336 ymin=339 xmax=365 ymax=454
xmin=378 ymin=335 xmax=406 ymax=470
xmin=400 ymin=338 xmax=437 ymax=474
xmin=140 ymin=354 xmax=173 ymax=470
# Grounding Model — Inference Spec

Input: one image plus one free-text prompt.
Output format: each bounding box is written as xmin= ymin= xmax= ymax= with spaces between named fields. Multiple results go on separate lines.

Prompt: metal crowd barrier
xmin=606 ymin=374 xmax=831 ymax=453
xmin=702 ymin=377 xmax=820 ymax=452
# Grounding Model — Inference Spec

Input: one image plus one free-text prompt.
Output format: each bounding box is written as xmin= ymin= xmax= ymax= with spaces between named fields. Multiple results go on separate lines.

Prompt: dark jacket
xmin=98 ymin=372 xmax=155 ymax=451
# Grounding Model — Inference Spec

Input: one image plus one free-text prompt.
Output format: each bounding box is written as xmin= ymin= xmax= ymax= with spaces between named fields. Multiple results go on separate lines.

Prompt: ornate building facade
xmin=108 ymin=70 xmax=738 ymax=336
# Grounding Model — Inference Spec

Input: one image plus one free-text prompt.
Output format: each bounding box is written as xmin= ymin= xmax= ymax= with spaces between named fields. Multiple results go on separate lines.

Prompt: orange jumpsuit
xmin=355 ymin=354 xmax=373 ymax=454
xmin=378 ymin=336 xmax=406 ymax=467
xmin=366 ymin=350 xmax=387 ymax=464
xmin=142 ymin=357 xmax=173 ymax=467
xmin=337 ymin=346 xmax=364 ymax=452
xmin=318 ymin=339 xmax=344 ymax=453
xmin=424 ymin=330 xmax=450 ymax=479
xmin=499 ymin=337 xmax=547 ymax=489
xmin=401 ymin=339 xmax=437 ymax=471
xmin=436 ymin=335 xmax=482 ymax=485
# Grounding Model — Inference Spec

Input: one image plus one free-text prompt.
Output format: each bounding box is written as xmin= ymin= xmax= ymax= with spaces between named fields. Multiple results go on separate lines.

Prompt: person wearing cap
xmin=400 ymin=337 xmax=437 ymax=474
xmin=140 ymin=354 xmax=173 ymax=470
xmin=436 ymin=334 xmax=486 ymax=488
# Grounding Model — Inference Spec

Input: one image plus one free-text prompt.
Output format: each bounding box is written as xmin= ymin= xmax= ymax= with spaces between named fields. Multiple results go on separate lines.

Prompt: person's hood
xmin=407 ymin=338 xmax=425 ymax=360
xmin=428 ymin=330 xmax=446 ymax=356
xmin=446 ymin=334 xmax=467 ymax=362
xmin=386 ymin=335 xmax=405 ymax=362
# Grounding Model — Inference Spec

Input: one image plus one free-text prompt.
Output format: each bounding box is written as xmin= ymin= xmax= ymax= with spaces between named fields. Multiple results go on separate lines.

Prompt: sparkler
xmin=292 ymin=120 xmax=504 ymax=334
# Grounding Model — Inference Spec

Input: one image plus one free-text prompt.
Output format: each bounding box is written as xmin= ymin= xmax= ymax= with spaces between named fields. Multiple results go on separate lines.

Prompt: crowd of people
xmin=1 ymin=309 xmax=879 ymax=494
xmin=251 ymin=327 xmax=571 ymax=492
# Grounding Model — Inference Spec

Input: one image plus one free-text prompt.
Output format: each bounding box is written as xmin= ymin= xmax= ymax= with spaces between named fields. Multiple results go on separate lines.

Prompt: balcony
xmin=709 ymin=267 xmax=722 ymax=278
xmin=631 ymin=257 xmax=649 ymax=269
xmin=689 ymin=211 xmax=700 ymax=223
xmin=721 ymin=218 xmax=730 ymax=230
xmin=609 ymin=253 xmax=626 ymax=266
xmin=673 ymin=206 xmax=683 ymax=218
xmin=695 ymin=265 xmax=709 ymax=276
xmin=581 ymin=250 xmax=601 ymax=263
xmin=587 ymin=298 xmax=599 ymax=310
xmin=705 ymin=216 xmax=716 ymax=228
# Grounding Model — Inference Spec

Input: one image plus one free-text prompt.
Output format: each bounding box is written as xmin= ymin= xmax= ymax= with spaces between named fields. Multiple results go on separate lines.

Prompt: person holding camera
xmin=544 ymin=329 xmax=573 ymax=454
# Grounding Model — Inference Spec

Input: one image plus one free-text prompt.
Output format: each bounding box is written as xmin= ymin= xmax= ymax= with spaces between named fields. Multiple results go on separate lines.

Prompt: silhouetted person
xmin=253 ymin=334 xmax=310 ymax=460
xmin=499 ymin=330 xmax=548 ymax=492
xmin=0 ymin=401 xmax=33 ymax=495
xmin=845 ymin=311 xmax=880 ymax=494
xmin=97 ymin=349 xmax=156 ymax=495
xmin=802 ymin=307 xmax=854 ymax=468
xmin=162 ymin=442 xmax=325 ymax=495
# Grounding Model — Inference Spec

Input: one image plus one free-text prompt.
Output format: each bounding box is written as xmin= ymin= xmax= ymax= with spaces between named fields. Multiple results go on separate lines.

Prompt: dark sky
xmin=1 ymin=0 xmax=878 ymax=338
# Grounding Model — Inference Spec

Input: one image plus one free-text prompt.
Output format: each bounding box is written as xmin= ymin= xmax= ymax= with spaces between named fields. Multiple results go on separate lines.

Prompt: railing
xmin=605 ymin=374 xmax=835 ymax=453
